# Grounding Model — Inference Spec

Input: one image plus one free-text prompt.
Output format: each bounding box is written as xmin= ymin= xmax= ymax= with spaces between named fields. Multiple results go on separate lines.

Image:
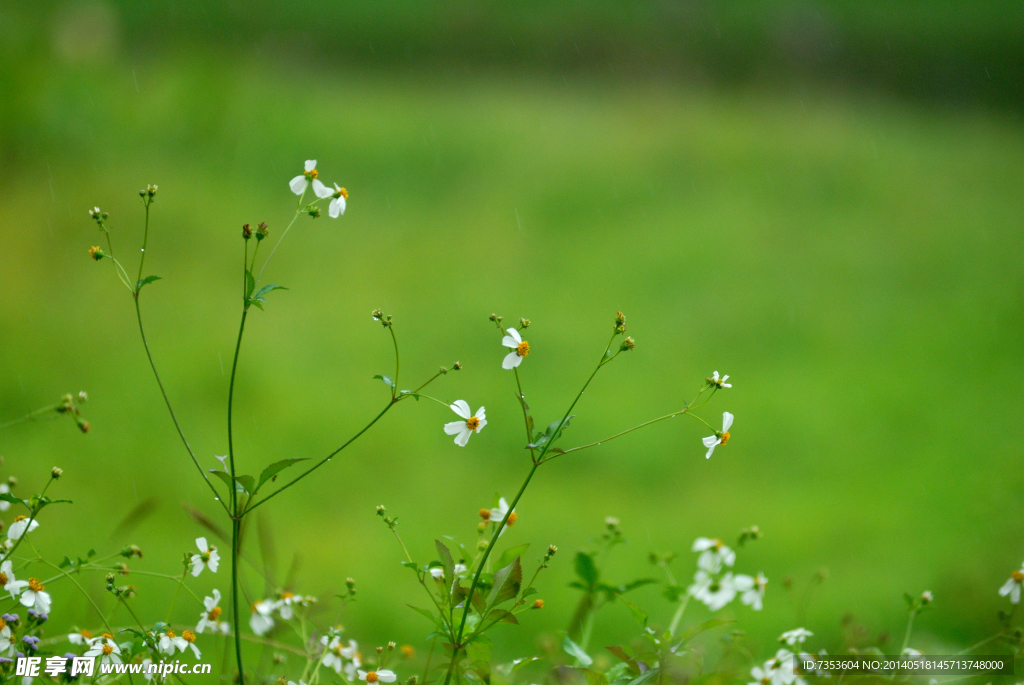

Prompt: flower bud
xmin=620 ymin=337 xmax=635 ymax=351
xmin=920 ymin=591 xmax=933 ymax=605
xmin=308 ymin=206 xmax=321 ymax=218
xmin=242 ymin=224 xmax=252 ymax=240
xmin=476 ymin=540 xmax=488 ymax=552
xmin=488 ymin=313 xmax=497 ymax=321
xmin=255 ymin=222 xmax=269 ymax=241
xmin=453 ymin=361 xmax=462 ymax=371
xmin=387 ymin=642 xmax=396 ymax=651
xmin=605 ymin=516 xmax=619 ymax=529
xmin=78 ymin=421 xmax=91 ymax=434
xmin=376 ymin=505 xmax=387 ymax=516
xmin=532 ymin=599 xmax=544 ymax=609
xmin=51 ymin=467 xmax=63 ymax=479
xmin=78 ymin=391 xmax=88 ymax=403
xmin=546 ymin=544 xmax=558 ymax=558
xmin=615 ymin=311 xmax=626 ymax=327
xmin=89 ymin=246 xmax=105 ymax=261
xmin=146 ymin=185 xmax=158 ymax=198
xmin=519 ymin=318 xmax=531 ymax=329
xmin=346 ymin=577 xmax=356 ymax=590
xmin=376 ymin=646 xmax=384 ymax=655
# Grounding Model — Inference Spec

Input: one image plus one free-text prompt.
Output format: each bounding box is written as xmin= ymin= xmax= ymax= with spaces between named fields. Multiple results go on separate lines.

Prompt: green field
xmin=1 ymin=54 xmax=1022 ymax=661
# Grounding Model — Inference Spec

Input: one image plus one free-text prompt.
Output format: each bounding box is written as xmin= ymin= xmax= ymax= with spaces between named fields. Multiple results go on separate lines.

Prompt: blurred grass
xmin=1 ymin=50 xmax=1023 ymax=662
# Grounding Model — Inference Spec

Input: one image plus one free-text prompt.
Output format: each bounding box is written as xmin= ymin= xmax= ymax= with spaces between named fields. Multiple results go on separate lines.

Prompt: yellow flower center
xmin=762 ymin=678 xmax=772 ymax=684
xmin=478 ymin=508 xmax=491 ymax=521
xmin=12 ymin=516 xmax=26 ymax=523
xmin=82 ymin=630 xmax=94 ymax=639
xmin=466 ymin=416 xmax=480 ymax=431
xmin=281 ymin=592 xmax=294 ymax=600
xmin=713 ymin=539 xmax=723 ymax=549
xmin=336 ymin=187 xmax=349 ymax=199
xmin=182 ymin=630 xmax=196 ymax=643
xmin=208 ymin=606 xmax=222 ymax=621
xmin=165 ymin=630 xmax=176 ymax=638
xmin=507 ymin=512 xmax=518 ymax=526
xmin=1013 ymin=570 xmax=1024 ymax=583
xmin=102 ymin=644 xmax=113 ymax=655
xmin=366 ymin=672 xmax=379 ymax=683
xmin=516 ymin=341 xmax=530 ymax=357
xmin=101 ymin=632 xmax=113 ymax=640
xmin=719 ymin=432 xmax=730 ymax=446
xmin=305 ymin=169 xmax=318 ymax=180
xmin=0 ymin=619 xmax=6 ymax=631
xmin=0 ymin=573 xmax=8 ymax=586
xmin=27 ymin=578 xmax=43 ymax=592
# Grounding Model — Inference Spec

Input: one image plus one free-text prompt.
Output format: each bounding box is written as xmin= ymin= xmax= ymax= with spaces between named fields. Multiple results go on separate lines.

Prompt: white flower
xmin=903 ymin=649 xmax=922 ymax=658
xmin=691 ymin=571 xmax=736 ymax=611
xmin=780 ymin=628 xmax=813 ymax=646
xmin=702 ymin=412 xmax=734 ymax=459
xmin=84 ymin=636 xmax=122 ymax=666
xmin=489 ymin=497 xmax=519 ymax=536
xmin=277 ymin=592 xmax=307 ymax=619
xmin=443 ymin=401 xmax=486 ymax=447
xmin=0 ymin=622 xmax=12 ymax=655
xmin=289 ymin=160 xmax=323 ymax=196
xmin=999 ymin=563 xmax=1024 ymax=603
xmin=501 ymin=328 xmax=530 ymax=370
xmin=0 ymin=484 xmax=10 ymax=512
xmin=358 ymin=670 xmax=397 ymax=684
xmin=196 ymin=589 xmax=229 ymax=634
xmin=67 ymin=630 xmax=94 ymax=646
xmin=321 ymin=636 xmax=359 ymax=674
xmin=749 ymin=666 xmax=773 ymax=685
xmin=0 ymin=560 xmax=27 ymax=599
xmin=328 ymin=184 xmax=348 ymax=218
xmin=20 ymin=578 xmax=51 ymax=614
xmin=157 ymin=631 xmax=183 ymax=656
xmin=190 ymin=537 xmax=220 ymax=577
xmin=692 ymin=537 xmax=735 ymax=572
xmin=430 ymin=563 xmax=467 ymax=580
xmin=735 ymin=572 xmax=767 ymax=610
xmin=8 ymin=516 xmax=39 ymax=540
xmin=711 ymin=371 xmax=732 ymax=388
xmin=764 ymin=649 xmax=797 ymax=685
xmin=180 ymin=631 xmax=201 ymax=659
xmin=250 ymin=599 xmax=276 ymax=636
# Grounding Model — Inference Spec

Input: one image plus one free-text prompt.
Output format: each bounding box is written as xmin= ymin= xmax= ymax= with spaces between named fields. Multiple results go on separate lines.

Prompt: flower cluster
xmin=687 ymin=536 xmax=766 ymax=611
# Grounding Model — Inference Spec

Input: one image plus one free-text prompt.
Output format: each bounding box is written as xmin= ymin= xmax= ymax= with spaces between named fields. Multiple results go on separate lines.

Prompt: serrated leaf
xmin=435 ymin=540 xmax=455 ymax=592
xmin=488 ymin=557 xmax=522 ymax=608
xmin=235 ymin=474 xmax=255 ymax=494
xmin=564 ymin=636 xmax=593 ymax=667
xmin=401 ymin=561 xmax=420 ymax=571
xmin=575 ymin=552 xmax=598 ymax=587
xmin=0 ymin=493 xmax=25 ymax=507
xmin=256 ymin=458 xmax=309 ymax=492
xmin=495 ymin=544 xmax=530 ymax=571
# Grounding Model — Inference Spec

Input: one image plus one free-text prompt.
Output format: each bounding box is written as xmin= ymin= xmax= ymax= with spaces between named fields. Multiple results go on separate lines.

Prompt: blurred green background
xmin=1 ymin=0 xmax=1023 ymax=668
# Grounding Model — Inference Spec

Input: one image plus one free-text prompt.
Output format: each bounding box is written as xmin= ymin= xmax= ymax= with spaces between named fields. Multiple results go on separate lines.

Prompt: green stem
xmin=136 ymin=199 xmax=150 ymax=286
xmin=668 ymin=594 xmax=691 ymax=636
xmin=0 ymin=404 xmax=61 ymax=430
xmin=226 ymin=308 xmax=249 ymax=683
xmin=389 ymin=327 xmax=400 ymax=399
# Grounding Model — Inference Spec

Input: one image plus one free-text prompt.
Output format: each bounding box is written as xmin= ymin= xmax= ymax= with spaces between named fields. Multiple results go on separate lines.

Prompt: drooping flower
xmin=780 ymin=628 xmax=813 ymax=646
xmin=328 ymin=185 xmax=348 ymax=218
xmin=250 ymin=599 xmax=276 ymax=636
xmin=702 ymin=412 xmax=734 ymax=459
xmin=20 ymin=578 xmax=51 ymax=614
xmin=0 ymin=619 xmax=12 ymax=656
xmin=501 ymin=328 xmax=530 ymax=370
xmin=190 ymin=537 xmax=220 ymax=577
xmin=358 ymin=670 xmax=397 ymax=684
xmin=443 ymin=401 xmax=486 ymax=447
xmin=735 ymin=572 xmax=767 ymax=610
xmin=692 ymin=537 xmax=736 ymax=572
xmin=180 ymin=630 xmax=201 ymax=659
xmin=764 ymin=649 xmax=797 ymax=685
xmin=711 ymin=371 xmax=732 ymax=388
xmin=749 ymin=665 xmax=773 ymax=685
xmin=999 ymin=563 xmax=1024 ymax=604
xmin=8 ymin=516 xmax=39 ymax=540
xmin=196 ymin=589 xmax=229 ymax=634
xmin=290 ymin=160 xmax=323 ymax=196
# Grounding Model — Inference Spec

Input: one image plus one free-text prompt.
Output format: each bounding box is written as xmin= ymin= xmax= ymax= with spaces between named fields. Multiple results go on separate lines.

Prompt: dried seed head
xmin=242 ymin=224 xmax=252 ymax=240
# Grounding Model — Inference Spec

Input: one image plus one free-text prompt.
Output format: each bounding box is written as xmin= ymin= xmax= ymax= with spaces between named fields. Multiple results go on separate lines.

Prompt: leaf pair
xmin=208 ymin=457 xmax=309 ymax=502
xmin=244 ymin=269 xmax=286 ymax=310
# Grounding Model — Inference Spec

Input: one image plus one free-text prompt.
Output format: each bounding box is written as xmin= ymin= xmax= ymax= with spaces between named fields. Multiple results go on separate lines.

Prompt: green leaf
xmin=435 ymin=540 xmax=455 ymax=591
xmin=235 ymin=474 xmax=255 ymax=494
xmin=617 ymin=595 xmax=648 ymax=628
xmin=401 ymin=561 xmax=420 ymax=571
xmin=575 ymin=552 xmax=599 ymax=587
xmin=626 ymin=668 xmax=660 ymax=685
xmin=374 ymin=375 xmax=396 ymax=388
xmin=249 ymin=299 xmax=264 ymax=310
xmin=136 ymin=275 xmax=161 ymax=291
xmin=245 ymin=270 xmax=255 ymax=299
xmin=0 ymin=492 xmax=26 ymax=508
xmin=605 ymin=647 xmax=642 ymax=676
xmin=254 ymin=284 xmax=287 ymax=299
xmin=486 ymin=609 xmax=518 ymax=625
xmin=563 ymin=635 xmax=593 ymax=667
xmin=487 ymin=557 xmax=522 ymax=608
xmin=407 ymin=605 xmax=442 ymax=628
xmin=495 ymin=543 xmax=530 ymax=571
xmin=509 ymin=656 xmax=542 ymax=673
xmin=256 ymin=457 xmax=309 ymax=492
xmin=207 ymin=469 xmax=252 ymax=494
xmin=675 ymin=618 xmax=734 ymax=646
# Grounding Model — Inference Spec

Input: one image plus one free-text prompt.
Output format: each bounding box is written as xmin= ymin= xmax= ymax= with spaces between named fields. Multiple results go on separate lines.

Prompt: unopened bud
xmin=346 ymin=577 xmax=356 ymax=590
xmin=78 ymin=391 xmax=88 ymax=403
xmin=51 ymin=467 xmax=63 ymax=479
xmin=89 ymin=246 xmax=105 ymax=261
xmin=387 ymin=642 xmax=396 ymax=651
xmin=920 ymin=591 xmax=933 ymax=605
xmin=519 ymin=318 xmax=531 ymax=329
xmin=376 ymin=505 xmax=386 ymax=516
xmin=477 ymin=540 xmax=488 ymax=551
xmin=605 ymin=516 xmax=619 ymax=529
xmin=79 ymin=421 xmax=91 ymax=434
xmin=255 ymin=222 xmax=269 ymax=241
xmin=620 ymin=337 xmax=635 ymax=351
xmin=532 ymin=599 xmax=544 ymax=609
xmin=242 ymin=224 xmax=252 ymax=240
xmin=308 ymin=206 xmax=321 ymax=218
xmin=406 ymin=677 xmax=419 ymax=685
xmin=453 ymin=361 xmax=462 ymax=371
xmin=376 ymin=646 xmax=384 ymax=655
xmin=488 ymin=313 xmax=497 ymax=321
xmin=615 ymin=311 xmax=626 ymax=326
xmin=546 ymin=544 xmax=558 ymax=558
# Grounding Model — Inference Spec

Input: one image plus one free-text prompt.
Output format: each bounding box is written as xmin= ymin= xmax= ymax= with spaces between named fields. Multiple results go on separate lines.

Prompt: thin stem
xmin=389 ymin=327 xmax=400 ymax=398
xmin=0 ymin=477 xmax=55 ymax=565
xmin=136 ymin=199 xmax=150 ymax=285
xmin=256 ymin=203 xmax=303 ymax=283
xmin=226 ymin=308 xmax=249 ymax=684
xmin=0 ymin=404 xmax=61 ymax=430
xmin=134 ymin=298 xmax=230 ymax=514
xmin=668 ymin=594 xmax=691 ymax=636
xmin=548 ymin=409 xmax=689 ymax=460
xmin=231 ymin=518 xmax=245 ymax=683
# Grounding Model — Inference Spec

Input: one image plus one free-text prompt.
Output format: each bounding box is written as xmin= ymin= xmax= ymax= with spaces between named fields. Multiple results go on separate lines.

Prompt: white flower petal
xmin=444 ymin=421 xmax=467 ymax=436
xmin=289 ymin=175 xmax=308 ymax=195
xmin=502 ymin=351 xmax=522 ymax=369
xmin=722 ymin=412 xmax=734 ymax=432
xmin=312 ymin=179 xmax=333 ymax=199
xmin=304 ymin=160 xmax=317 ymax=172
xmin=450 ymin=400 xmax=471 ymax=419
xmin=454 ymin=429 xmax=472 ymax=447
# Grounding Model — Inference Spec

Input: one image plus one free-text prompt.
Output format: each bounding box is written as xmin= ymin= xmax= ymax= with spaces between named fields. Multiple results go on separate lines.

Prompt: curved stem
xmin=226 ymin=309 xmax=249 ymax=683
xmin=134 ymin=298 xmax=230 ymax=514
xmin=389 ymin=327 xmax=400 ymax=399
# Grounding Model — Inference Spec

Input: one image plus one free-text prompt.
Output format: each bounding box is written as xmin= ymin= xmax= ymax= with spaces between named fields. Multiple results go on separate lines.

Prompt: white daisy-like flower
xmin=0 ymin=484 xmax=10 ymax=512
xmin=250 ymin=599 xmax=276 ymax=636
xmin=500 ymin=328 xmax=530 ymax=370
xmin=358 ymin=670 xmax=397 ymax=684
xmin=749 ymin=666 xmax=773 ymax=685
xmin=180 ymin=630 xmax=201 ymax=659
xmin=196 ymin=589 xmax=229 ymax=634
xmin=321 ymin=636 xmax=359 ymax=673
xmin=277 ymin=592 xmax=306 ymax=619
xmin=328 ymin=184 xmax=348 ymax=218
xmin=702 ymin=412 xmax=734 ymax=459
xmin=489 ymin=497 xmax=519 ymax=537
xmin=0 ymin=620 xmax=13 ymax=656
xmin=780 ymin=628 xmax=813 ymax=646
xmin=999 ymin=563 xmax=1024 ymax=603
xmin=190 ymin=537 xmax=220 ymax=577
xmin=157 ymin=630 xmax=184 ymax=656
xmin=711 ymin=371 xmax=732 ymax=388
xmin=289 ymin=160 xmax=326 ymax=196
xmin=0 ymin=560 xmax=27 ymax=599
xmin=692 ymin=537 xmax=736 ymax=572
xmin=67 ymin=629 xmax=94 ymax=646
xmin=764 ymin=649 xmax=797 ymax=685
xmin=8 ymin=516 xmax=39 ymax=540
xmin=20 ymin=578 xmax=51 ymax=614
xmin=443 ymin=401 xmax=487 ymax=447
xmin=691 ymin=571 xmax=736 ymax=611
xmin=430 ymin=563 xmax=467 ymax=580
xmin=84 ymin=635 xmax=122 ymax=666
xmin=735 ymin=572 xmax=767 ymax=610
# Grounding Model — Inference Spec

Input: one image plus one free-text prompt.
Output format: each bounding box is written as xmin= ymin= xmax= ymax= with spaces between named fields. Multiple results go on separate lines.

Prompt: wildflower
xmin=620 ymin=336 xmax=635 ymax=351
xmin=20 ymin=578 xmax=51 ymax=614
xmin=250 ymin=599 xmax=276 ymax=636
xmin=180 ymin=630 xmax=200 ymax=658
xmin=780 ymin=628 xmax=813 ymax=646
xmin=0 ymin=485 xmax=11 ymax=513
xmin=692 ymin=537 xmax=736 ymax=572
xmin=190 ymin=537 xmax=220 ymax=576
xmin=735 ymin=572 xmax=767 ymax=610
xmin=711 ymin=371 xmax=732 ymax=388
xmin=401 ymin=645 xmax=415 ymax=659
xmin=490 ymin=497 xmax=518 ymax=535
xmin=501 ymin=328 xmax=530 ymax=369
xmin=84 ymin=634 xmax=122 ymax=666
xmin=443 ymin=401 xmax=486 ymax=447
xmin=67 ymin=629 xmax=93 ymax=645
xmin=277 ymin=591 xmax=309 ymax=619
xmin=0 ymin=561 xmax=27 ymax=599
xmin=89 ymin=246 xmax=104 ymax=260
xmin=242 ymin=224 xmax=253 ymax=240
xmin=764 ymin=649 xmax=797 ymax=685
xmin=158 ymin=629 xmax=183 ymax=655
xmin=8 ymin=515 xmax=39 ymax=540
xmin=690 ymin=571 xmax=737 ymax=611
xmin=197 ymin=589 xmax=229 ymax=634
xmin=321 ymin=636 xmax=359 ymax=674
xmin=328 ymin=185 xmax=348 ymax=218
xmin=702 ymin=412 xmax=734 ymax=459
xmin=999 ymin=563 xmax=1024 ymax=603
xmin=290 ymin=160 xmax=323 ymax=196
xmin=532 ymin=599 xmax=544 ymax=609
xmin=359 ymin=670 xmax=397 ymax=684
xmin=429 ymin=564 xmax=466 ymax=580
xmin=749 ymin=665 xmax=773 ymax=685
xmin=920 ymin=590 xmax=933 ymax=605
xmin=256 ymin=222 xmax=269 ymax=240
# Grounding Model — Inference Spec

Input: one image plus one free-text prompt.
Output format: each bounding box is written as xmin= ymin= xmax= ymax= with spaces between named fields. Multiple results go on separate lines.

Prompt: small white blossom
xmin=290 ymin=160 xmax=322 ymax=196
xmin=764 ymin=649 xmax=797 ymax=685
xmin=780 ymin=628 xmax=813 ymax=646
xmin=999 ymin=563 xmax=1024 ymax=603
xmin=1 ymin=560 xmax=27 ymax=599
xmin=20 ymin=578 xmax=51 ymax=614
xmin=250 ymin=599 xmax=276 ymax=636
xmin=84 ymin=636 xmax=122 ymax=666
xmin=501 ymin=328 xmax=530 ymax=370
xmin=328 ymin=184 xmax=348 ymax=218
xmin=691 ymin=571 xmax=736 ymax=611
xmin=190 ymin=537 xmax=220 ymax=577
xmin=67 ymin=630 xmax=94 ymax=646
xmin=702 ymin=412 xmax=734 ymax=459
xmin=0 ymin=622 xmax=12 ymax=656
xmin=443 ymin=401 xmax=486 ymax=447
xmin=711 ymin=371 xmax=732 ymax=388
xmin=358 ymin=670 xmax=397 ymax=684
xmin=0 ymin=484 xmax=10 ymax=512
xmin=692 ymin=537 xmax=736 ymax=572
xmin=8 ymin=516 xmax=39 ymax=540
xmin=735 ymin=572 xmax=767 ymax=610
xmin=196 ymin=589 xmax=229 ymax=634
xmin=490 ymin=498 xmax=518 ymax=536
xmin=321 ymin=636 xmax=359 ymax=674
